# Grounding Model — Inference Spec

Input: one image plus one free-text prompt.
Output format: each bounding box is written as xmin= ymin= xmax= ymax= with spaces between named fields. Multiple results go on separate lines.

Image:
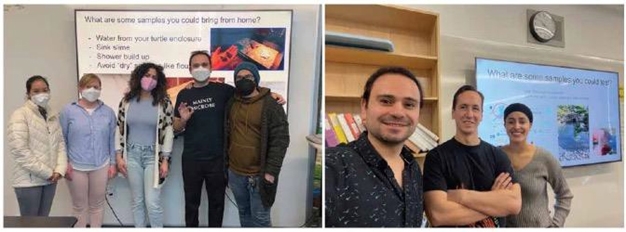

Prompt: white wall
xmin=3 ymin=4 xmax=321 ymax=227
xmin=409 ymin=5 xmax=624 ymax=227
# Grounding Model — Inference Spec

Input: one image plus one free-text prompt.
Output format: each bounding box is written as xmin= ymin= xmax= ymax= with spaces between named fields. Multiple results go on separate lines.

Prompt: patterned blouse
xmin=325 ymin=132 xmax=423 ymax=227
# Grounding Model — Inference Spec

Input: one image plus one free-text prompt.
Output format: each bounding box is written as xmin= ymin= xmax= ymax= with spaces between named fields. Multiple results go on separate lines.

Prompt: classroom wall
xmin=3 ymin=4 xmax=321 ymax=227
xmin=410 ymin=5 xmax=624 ymax=227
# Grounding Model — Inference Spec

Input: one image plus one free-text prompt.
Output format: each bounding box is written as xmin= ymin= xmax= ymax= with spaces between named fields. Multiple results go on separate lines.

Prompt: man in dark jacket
xmin=225 ymin=62 xmax=290 ymax=227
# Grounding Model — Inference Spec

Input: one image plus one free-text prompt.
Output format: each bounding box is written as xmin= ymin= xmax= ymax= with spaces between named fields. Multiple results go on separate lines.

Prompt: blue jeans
xmin=126 ymin=143 xmax=162 ymax=227
xmin=228 ymin=169 xmax=271 ymax=227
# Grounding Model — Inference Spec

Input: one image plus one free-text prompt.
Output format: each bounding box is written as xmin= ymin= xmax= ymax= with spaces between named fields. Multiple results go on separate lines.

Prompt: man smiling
xmin=423 ymin=85 xmax=521 ymax=227
xmin=325 ymin=67 xmax=424 ymax=227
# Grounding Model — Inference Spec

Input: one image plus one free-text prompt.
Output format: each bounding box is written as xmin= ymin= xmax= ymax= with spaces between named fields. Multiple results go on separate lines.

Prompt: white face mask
xmin=191 ymin=67 xmax=211 ymax=82
xmin=31 ymin=93 xmax=50 ymax=107
xmin=81 ymin=87 xmax=101 ymax=102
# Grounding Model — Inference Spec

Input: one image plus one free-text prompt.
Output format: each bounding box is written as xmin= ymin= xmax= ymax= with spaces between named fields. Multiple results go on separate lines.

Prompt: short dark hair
xmin=504 ymin=103 xmax=533 ymax=123
xmin=452 ymin=85 xmax=484 ymax=110
xmin=26 ymin=75 xmax=50 ymax=94
xmin=361 ymin=66 xmax=424 ymax=108
xmin=188 ymin=50 xmax=212 ymax=69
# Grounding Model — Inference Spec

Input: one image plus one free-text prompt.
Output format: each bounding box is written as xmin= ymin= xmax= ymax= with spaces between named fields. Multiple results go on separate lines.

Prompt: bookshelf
xmin=325 ymin=5 xmax=440 ymax=170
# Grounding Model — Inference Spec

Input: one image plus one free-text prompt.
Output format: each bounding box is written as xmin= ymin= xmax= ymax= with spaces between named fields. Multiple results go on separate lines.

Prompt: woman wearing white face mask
xmin=8 ymin=75 xmax=67 ymax=216
xmin=59 ymin=73 xmax=117 ymax=227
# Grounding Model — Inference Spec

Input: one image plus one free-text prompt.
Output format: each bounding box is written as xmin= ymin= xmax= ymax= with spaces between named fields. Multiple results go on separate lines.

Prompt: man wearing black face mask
xmin=225 ymin=62 xmax=290 ymax=227
xmin=174 ymin=52 xmax=286 ymax=227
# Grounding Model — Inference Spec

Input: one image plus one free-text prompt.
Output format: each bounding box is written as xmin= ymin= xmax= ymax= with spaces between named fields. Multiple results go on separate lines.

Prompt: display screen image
xmin=211 ymin=27 xmax=286 ymax=70
xmin=476 ymin=58 xmax=621 ymax=167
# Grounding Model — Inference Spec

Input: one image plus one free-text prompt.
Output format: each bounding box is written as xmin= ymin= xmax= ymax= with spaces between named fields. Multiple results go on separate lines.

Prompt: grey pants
xmin=14 ymin=183 xmax=57 ymax=216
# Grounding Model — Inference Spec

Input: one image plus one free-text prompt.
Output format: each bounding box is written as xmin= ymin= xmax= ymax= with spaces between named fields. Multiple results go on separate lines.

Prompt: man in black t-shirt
xmin=423 ymin=85 xmax=521 ymax=227
xmin=173 ymin=51 xmax=285 ymax=227
xmin=173 ymin=50 xmax=233 ymax=227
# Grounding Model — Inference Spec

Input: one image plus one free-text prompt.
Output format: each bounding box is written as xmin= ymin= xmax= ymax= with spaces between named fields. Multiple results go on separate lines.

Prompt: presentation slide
xmin=75 ymin=10 xmax=292 ymax=112
xmin=476 ymin=58 xmax=621 ymax=167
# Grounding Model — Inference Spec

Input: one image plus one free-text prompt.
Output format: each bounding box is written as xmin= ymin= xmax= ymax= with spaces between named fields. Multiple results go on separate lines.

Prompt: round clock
xmin=529 ymin=11 xmax=557 ymax=42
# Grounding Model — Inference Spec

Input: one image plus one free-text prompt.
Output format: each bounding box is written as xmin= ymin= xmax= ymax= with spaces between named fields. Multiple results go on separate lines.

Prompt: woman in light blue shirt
xmin=60 ymin=73 xmax=117 ymax=227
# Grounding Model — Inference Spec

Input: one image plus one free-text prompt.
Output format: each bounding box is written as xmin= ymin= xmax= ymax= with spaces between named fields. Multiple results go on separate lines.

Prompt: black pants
xmin=182 ymin=158 xmax=226 ymax=227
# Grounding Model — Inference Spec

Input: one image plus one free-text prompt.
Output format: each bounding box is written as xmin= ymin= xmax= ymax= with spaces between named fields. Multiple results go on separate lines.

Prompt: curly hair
xmin=124 ymin=62 xmax=168 ymax=106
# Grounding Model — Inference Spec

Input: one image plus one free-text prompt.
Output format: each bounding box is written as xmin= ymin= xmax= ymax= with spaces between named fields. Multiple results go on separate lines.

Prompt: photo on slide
xmin=210 ymin=28 xmax=286 ymax=71
xmin=557 ymin=105 xmax=590 ymax=162
xmin=592 ymin=128 xmax=618 ymax=156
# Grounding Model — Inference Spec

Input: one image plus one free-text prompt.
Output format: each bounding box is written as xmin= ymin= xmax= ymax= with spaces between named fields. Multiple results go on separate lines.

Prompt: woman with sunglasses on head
xmin=499 ymin=103 xmax=573 ymax=227
xmin=8 ymin=75 xmax=67 ymax=216
xmin=59 ymin=73 xmax=117 ymax=227
xmin=115 ymin=62 xmax=174 ymax=227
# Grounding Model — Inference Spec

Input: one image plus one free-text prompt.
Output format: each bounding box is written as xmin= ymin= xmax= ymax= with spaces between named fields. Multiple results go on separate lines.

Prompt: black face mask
xmin=235 ymin=78 xmax=256 ymax=96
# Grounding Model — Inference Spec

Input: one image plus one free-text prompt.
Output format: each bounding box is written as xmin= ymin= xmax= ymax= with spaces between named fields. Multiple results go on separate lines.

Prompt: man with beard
xmin=325 ymin=67 xmax=424 ymax=227
xmin=422 ymin=85 xmax=521 ymax=227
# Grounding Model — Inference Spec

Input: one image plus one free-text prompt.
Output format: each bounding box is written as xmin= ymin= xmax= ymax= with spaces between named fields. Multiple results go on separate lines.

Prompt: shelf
xmin=326 ymin=45 xmax=437 ymax=70
xmin=326 ymin=5 xmax=438 ymax=32
xmin=326 ymin=95 xmax=438 ymax=103
xmin=325 ymin=5 xmax=441 ymax=149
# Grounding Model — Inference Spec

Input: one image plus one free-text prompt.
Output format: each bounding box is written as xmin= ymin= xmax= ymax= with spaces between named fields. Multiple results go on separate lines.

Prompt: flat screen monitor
xmin=476 ymin=57 xmax=622 ymax=167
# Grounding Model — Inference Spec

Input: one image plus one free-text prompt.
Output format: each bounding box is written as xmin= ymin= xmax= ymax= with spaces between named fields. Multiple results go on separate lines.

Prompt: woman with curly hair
xmin=115 ymin=62 xmax=174 ymax=227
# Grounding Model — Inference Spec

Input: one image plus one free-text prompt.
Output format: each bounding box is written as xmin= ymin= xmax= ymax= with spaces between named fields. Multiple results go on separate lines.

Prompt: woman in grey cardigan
xmin=500 ymin=103 xmax=573 ymax=227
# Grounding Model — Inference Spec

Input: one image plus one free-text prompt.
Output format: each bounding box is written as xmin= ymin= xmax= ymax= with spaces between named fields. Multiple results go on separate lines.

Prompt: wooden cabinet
xmin=325 ymin=5 xmax=440 ymax=168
